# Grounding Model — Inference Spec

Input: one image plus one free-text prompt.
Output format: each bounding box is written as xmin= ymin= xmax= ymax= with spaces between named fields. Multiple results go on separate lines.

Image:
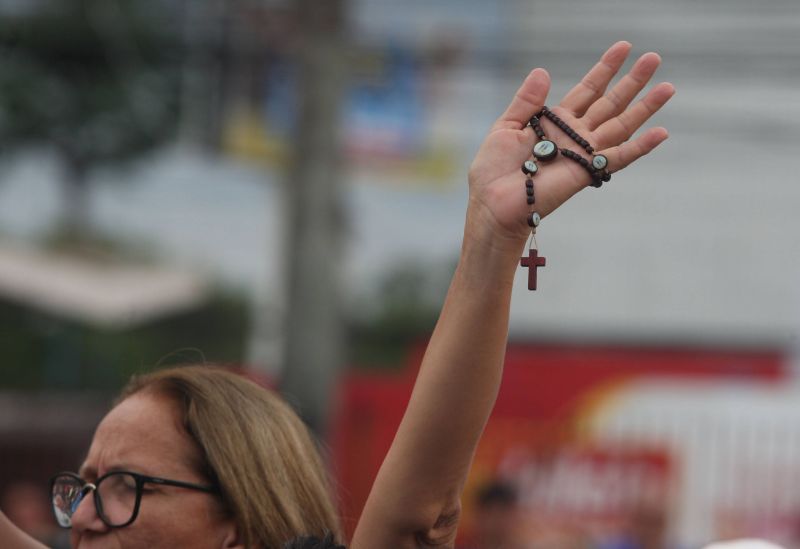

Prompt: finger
xmin=602 ymin=126 xmax=669 ymax=173
xmin=491 ymin=68 xmax=551 ymax=132
xmin=582 ymin=52 xmax=662 ymax=131
xmin=559 ymin=41 xmax=632 ymax=117
xmin=592 ymin=82 xmax=675 ymax=150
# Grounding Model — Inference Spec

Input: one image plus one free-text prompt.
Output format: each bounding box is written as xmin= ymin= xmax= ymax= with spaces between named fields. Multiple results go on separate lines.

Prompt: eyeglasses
xmin=50 ymin=471 xmax=218 ymax=529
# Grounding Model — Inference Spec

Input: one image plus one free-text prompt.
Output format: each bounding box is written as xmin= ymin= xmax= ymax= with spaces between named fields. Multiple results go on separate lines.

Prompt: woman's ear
xmin=220 ymin=522 xmax=245 ymax=549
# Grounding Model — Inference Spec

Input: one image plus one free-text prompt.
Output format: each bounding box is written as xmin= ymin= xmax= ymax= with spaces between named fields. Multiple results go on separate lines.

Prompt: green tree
xmin=0 ymin=0 xmax=181 ymax=240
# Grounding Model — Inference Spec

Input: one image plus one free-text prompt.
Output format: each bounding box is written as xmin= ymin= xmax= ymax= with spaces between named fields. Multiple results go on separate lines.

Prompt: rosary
xmin=520 ymin=106 xmax=611 ymax=290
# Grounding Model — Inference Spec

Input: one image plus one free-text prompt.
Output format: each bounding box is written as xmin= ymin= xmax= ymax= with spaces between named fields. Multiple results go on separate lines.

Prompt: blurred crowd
xmin=459 ymin=480 xmax=678 ymax=549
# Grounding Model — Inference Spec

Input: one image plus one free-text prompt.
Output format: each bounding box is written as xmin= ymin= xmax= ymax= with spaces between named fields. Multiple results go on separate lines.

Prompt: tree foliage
xmin=0 ymin=0 xmax=183 ymax=235
xmin=0 ymin=0 xmax=181 ymax=160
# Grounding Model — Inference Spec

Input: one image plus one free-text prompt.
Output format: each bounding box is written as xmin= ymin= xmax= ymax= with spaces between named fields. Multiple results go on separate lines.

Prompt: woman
xmin=58 ymin=366 xmax=341 ymax=548
xmin=0 ymin=41 xmax=674 ymax=548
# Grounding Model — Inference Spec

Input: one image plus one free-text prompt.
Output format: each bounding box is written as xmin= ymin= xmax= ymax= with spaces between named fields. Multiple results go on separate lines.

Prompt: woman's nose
xmin=69 ymin=489 xmax=108 ymax=532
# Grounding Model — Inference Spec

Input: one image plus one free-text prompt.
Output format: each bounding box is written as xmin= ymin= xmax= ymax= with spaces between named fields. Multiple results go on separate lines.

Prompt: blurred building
xmin=334 ymin=341 xmax=800 ymax=548
xmin=1 ymin=0 xmax=796 ymax=348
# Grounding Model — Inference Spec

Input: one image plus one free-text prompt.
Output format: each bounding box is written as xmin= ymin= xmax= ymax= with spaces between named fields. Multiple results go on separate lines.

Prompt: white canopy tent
xmin=0 ymin=242 xmax=210 ymax=330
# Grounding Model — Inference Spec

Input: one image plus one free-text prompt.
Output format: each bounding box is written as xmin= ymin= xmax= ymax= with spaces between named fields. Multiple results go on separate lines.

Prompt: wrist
xmin=457 ymin=203 xmax=528 ymax=291
xmin=462 ymin=197 xmax=529 ymax=258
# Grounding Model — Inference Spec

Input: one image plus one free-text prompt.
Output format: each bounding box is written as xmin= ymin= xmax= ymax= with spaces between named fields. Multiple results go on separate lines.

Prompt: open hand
xmin=467 ymin=41 xmax=675 ymax=247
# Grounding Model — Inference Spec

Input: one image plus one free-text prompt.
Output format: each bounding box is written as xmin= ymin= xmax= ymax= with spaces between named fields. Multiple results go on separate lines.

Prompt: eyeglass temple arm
xmin=146 ymin=477 xmax=217 ymax=493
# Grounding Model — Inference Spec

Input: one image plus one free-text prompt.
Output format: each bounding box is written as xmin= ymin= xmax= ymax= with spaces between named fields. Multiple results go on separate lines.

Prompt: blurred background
xmin=0 ymin=0 xmax=798 ymax=547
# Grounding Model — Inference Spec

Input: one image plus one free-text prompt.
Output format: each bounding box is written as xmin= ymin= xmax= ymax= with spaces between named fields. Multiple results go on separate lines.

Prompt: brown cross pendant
xmin=520 ymin=248 xmax=546 ymax=290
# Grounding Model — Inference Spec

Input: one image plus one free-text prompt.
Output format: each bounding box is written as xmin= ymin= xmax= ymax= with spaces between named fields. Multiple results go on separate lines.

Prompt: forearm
xmin=0 ymin=512 xmax=49 ymax=549
xmin=352 ymin=204 xmax=524 ymax=546
xmin=386 ymin=215 xmax=521 ymax=487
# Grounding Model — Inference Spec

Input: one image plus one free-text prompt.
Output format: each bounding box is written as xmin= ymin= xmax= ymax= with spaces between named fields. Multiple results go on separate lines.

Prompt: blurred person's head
xmin=627 ymin=504 xmax=668 ymax=549
xmin=56 ymin=365 xmax=340 ymax=549
xmin=473 ymin=480 xmax=522 ymax=549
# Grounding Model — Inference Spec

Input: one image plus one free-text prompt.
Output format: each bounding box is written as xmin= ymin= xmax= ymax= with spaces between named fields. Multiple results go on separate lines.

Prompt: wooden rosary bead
xmin=529 ymin=116 xmax=547 ymax=139
xmin=539 ymin=106 xmax=595 ymax=156
xmin=561 ymin=148 xmax=587 ymax=167
xmin=524 ymin=174 xmax=536 ymax=217
xmin=560 ymin=148 xmax=609 ymax=188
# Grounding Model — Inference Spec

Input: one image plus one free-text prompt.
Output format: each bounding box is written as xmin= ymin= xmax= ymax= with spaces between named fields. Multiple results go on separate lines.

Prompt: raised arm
xmin=0 ymin=511 xmax=49 ymax=549
xmin=351 ymin=41 xmax=675 ymax=548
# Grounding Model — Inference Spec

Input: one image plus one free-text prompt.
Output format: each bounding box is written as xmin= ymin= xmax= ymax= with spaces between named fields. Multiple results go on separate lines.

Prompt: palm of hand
xmin=468 ymin=42 xmax=674 ymax=244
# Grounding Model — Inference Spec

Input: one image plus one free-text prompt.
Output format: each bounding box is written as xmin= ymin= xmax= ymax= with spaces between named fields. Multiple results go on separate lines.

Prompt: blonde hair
xmin=118 ymin=365 xmax=342 ymax=549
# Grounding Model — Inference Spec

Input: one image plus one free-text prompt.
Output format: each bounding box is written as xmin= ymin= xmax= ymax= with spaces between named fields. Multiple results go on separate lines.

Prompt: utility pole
xmin=281 ymin=0 xmax=348 ymax=436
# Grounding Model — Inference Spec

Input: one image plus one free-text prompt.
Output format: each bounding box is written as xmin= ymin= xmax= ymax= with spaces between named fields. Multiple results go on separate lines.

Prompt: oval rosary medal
xmin=532 ymin=140 xmax=558 ymax=162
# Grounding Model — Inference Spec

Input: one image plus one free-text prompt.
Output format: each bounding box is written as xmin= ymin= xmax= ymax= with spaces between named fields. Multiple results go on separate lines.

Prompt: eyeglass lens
xmin=51 ymin=472 xmax=139 ymax=528
xmin=51 ymin=475 xmax=83 ymax=528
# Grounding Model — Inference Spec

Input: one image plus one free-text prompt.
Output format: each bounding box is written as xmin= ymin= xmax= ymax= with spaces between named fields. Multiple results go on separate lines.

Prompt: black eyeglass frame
xmin=49 ymin=470 xmax=219 ymax=529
